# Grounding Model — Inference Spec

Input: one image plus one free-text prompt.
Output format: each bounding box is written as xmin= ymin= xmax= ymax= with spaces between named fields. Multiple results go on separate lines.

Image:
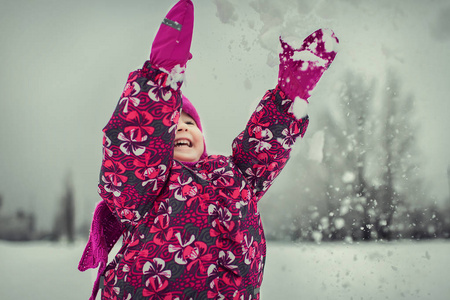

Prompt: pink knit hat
xmin=181 ymin=93 xmax=208 ymax=161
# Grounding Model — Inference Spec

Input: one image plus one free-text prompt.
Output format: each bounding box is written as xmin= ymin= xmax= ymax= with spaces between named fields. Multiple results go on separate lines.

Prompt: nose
xmin=177 ymin=122 xmax=189 ymax=132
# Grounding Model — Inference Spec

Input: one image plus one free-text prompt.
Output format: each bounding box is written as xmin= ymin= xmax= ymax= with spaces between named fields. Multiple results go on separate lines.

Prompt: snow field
xmin=262 ymin=241 xmax=450 ymax=300
xmin=0 ymin=240 xmax=448 ymax=299
xmin=0 ymin=240 xmax=95 ymax=300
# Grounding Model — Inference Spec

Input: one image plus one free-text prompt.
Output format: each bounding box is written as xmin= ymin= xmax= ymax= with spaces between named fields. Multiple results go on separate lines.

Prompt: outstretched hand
xmin=278 ymin=28 xmax=339 ymax=103
xmin=150 ymin=0 xmax=194 ymax=71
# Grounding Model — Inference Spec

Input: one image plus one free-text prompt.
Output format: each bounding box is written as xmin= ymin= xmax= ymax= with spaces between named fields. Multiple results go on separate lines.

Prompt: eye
xmin=186 ymin=121 xmax=195 ymax=126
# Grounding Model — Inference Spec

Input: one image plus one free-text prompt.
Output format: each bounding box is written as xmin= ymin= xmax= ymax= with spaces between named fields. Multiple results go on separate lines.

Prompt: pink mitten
xmin=78 ymin=201 xmax=122 ymax=300
xmin=278 ymin=28 xmax=339 ymax=103
xmin=150 ymin=0 xmax=194 ymax=71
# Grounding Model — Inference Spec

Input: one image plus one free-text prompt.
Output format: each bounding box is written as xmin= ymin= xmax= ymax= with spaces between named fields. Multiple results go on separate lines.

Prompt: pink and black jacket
xmin=88 ymin=60 xmax=308 ymax=299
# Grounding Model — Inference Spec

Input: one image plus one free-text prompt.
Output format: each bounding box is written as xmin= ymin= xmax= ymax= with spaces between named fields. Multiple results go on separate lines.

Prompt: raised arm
xmin=98 ymin=0 xmax=194 ymax=226
xmin=232 ymin=29 xmax=339 ymax=201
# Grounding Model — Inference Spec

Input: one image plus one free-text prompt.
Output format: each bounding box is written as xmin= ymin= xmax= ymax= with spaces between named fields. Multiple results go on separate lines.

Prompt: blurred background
xmin=1 ymin=0 xmax=449 ymax=299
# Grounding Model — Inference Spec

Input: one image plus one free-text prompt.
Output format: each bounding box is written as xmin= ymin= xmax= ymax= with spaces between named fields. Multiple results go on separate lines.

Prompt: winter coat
xmin=98 ymin=61 xmax=309 ymax=299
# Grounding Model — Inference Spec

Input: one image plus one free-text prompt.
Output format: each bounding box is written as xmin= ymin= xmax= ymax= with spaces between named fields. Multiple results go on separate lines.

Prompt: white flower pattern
xmin=119 ymin=81 xmax=141 ymax=113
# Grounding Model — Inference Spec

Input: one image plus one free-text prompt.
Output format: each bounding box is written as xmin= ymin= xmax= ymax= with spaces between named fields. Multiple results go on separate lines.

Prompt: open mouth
xmin=174 ymin=139 xmax=192 ymax=148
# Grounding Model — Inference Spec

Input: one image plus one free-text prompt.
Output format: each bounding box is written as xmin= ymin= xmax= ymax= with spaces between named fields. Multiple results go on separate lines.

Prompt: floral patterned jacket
xmin=98 ymin=61 xmax=308 ymax=300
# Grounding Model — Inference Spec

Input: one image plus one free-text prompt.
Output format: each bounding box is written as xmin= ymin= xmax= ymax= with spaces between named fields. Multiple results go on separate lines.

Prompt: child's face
xmin=174 ymin=111 xmax=205 ymax=162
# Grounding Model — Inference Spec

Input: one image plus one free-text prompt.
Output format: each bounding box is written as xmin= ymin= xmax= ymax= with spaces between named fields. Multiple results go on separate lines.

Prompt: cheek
xmin=194 ymin=131 xmax=205 ymax=149
xmin=198 ymin=139 xmax=205 ymax=152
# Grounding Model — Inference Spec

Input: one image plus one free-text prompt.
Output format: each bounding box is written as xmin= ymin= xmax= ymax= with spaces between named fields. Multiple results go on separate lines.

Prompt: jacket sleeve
xmin=98 ymin=61 xmax=182 ymax=226
xmin=231 ymin=86 xmax=309 ymax=201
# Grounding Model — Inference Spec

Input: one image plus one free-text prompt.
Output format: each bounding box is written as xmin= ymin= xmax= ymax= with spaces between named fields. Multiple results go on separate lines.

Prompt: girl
xmin=79 ymin=1 xmax=339 ymax=299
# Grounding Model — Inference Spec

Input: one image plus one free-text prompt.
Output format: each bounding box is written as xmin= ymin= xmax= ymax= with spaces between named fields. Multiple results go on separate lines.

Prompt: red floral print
xmin=97 ymin=62 xmax=308 ymax=299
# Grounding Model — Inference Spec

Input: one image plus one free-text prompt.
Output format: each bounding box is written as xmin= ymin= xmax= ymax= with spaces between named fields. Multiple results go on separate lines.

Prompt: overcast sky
xmin=1 ymin=0 xmax=449 ymax=230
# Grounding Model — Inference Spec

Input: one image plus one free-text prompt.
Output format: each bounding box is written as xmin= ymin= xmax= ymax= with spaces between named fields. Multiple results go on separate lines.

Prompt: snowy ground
xmin=0 ymin=240 xmax=448 ymax=300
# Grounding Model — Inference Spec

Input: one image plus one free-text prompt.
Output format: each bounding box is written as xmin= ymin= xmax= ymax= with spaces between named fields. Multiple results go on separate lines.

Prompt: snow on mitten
xmin=150 ymin=0 xmax=194 ymax=71
xmin=278 ymin=28 xmax=339 ymax=104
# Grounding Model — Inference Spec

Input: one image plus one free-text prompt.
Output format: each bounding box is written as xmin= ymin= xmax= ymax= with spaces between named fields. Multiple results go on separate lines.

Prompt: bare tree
xmin=373 ymin=69 xmax=420 ymax=240
xmin=52 ymin=172 xmax=75 ymax=243
xmin=447 ymin=165 xmax=450 ymax=206
xmin=64 ymin=173 xmax=75 ymax=243
xmin=318 ymin=72 xmax=378 ymax=241
xmin=303 ymin=69 xmax=423 ymax=242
